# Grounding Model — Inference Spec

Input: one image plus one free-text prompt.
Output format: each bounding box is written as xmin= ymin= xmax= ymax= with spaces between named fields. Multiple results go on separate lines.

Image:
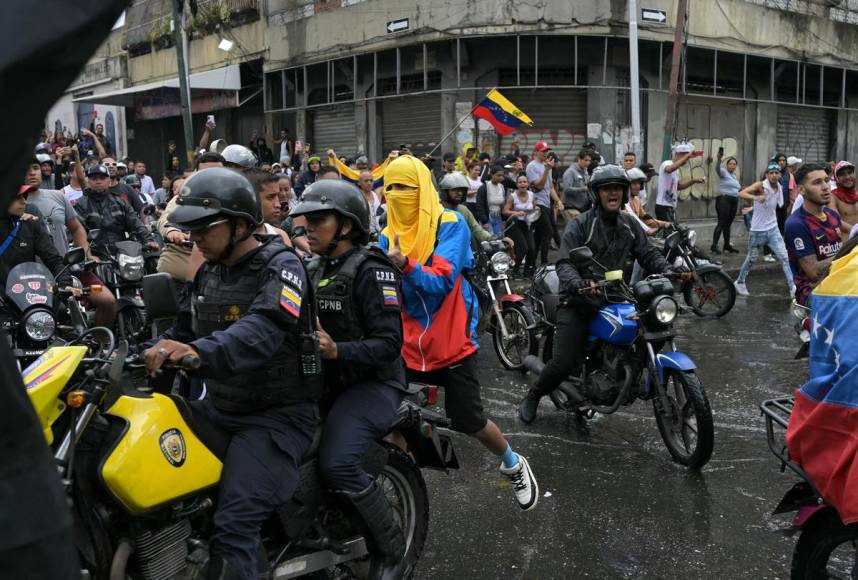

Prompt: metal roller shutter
xmin=776 ymin=106 xmax=833 ymax=163
xmin=382 ymin=95 xmax=441 ymax=156
xmin=497 ymin=89 xmax=588 ymax=167
xmin=311 ymin=105 xmax=358 ymax=157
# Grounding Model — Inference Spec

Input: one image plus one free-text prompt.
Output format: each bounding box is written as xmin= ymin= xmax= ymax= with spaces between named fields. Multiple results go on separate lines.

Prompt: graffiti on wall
xmin=676 ymin=136 xmax=740 ymax=201
xmin=500 ymin=129 xmax=589 ymax=167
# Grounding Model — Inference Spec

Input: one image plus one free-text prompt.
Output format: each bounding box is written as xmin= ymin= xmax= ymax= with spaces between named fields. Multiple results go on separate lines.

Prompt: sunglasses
xmin=104 ymin=162 xmax=117 ymax=167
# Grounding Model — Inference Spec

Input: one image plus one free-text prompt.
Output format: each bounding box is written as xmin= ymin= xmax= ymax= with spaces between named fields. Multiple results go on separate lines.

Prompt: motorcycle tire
xmin=653 ymin=370 xmax=714 ymax=469
xmin=117 ymin=306 xmax=145 ymax=344
xmin=374 ymin=444 xmax=429 ymax=580
xmin=683 ymin=269 xmax=736 ymax=318
xmin=491 ymin=301 xmax=538 ymax=372
xmin=790 ymin=507 xmax=858 ymax=580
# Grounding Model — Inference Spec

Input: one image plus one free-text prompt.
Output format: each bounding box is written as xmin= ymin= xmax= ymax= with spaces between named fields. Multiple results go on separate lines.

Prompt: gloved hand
xmin=667 ymin=265 xmax=696 ymax=283
xmin=572 ymin=279 xmax=598 ymax=294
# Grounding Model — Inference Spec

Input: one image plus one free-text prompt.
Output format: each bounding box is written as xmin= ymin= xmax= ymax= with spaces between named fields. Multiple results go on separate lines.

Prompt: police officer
xmin=143 ymin=168 xmax=322 ymax=580
xmin=74 ymin=163 xmax=157 ymax=252
xmin=518 ymin=165 xmax=689 ymax=424
xmin=290 ymin=180 xmax=407 ymax=580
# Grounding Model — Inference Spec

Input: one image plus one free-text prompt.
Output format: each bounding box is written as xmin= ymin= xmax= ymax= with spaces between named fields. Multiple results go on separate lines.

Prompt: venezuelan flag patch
xmin=280 ymin=284 xmax=302 ymax=317
xmin=382 ymin=285 xmax=399 ymax=307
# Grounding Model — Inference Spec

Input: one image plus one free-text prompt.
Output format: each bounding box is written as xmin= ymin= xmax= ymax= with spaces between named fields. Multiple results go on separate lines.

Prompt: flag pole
xmin=426 ymin=98 xmax=482 ymax=158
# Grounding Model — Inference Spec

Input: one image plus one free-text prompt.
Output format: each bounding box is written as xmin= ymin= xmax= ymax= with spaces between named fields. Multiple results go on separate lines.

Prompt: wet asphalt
xmin=414 ymin=264 xmax=805 ymax=579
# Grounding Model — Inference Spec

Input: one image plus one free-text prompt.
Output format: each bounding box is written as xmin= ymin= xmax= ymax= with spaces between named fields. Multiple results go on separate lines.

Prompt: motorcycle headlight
xmin=651 ymin=296 xmax=678 ymax=325
xmin=118 ymin=254 xmax=144 ymax=281
xmin=687 ymin=230 xmax=697 ymax=247
xmin=24 ymin=310 xmax=56 ymax=341
xmin=490 ymin=251 xmax=512 ymax=275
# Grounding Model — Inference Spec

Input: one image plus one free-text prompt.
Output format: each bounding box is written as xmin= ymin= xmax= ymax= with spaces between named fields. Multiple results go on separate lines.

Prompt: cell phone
xmin=718 ymin=146 xmax=724 ymax=156
xmin=207 ymin=115 xmax=215 ymax=124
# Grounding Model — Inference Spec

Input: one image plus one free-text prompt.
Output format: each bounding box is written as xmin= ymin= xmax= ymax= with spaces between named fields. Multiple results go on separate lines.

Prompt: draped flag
xmin=328 ymin=154 xmax=393 ymax=190
xmin=787 ymin=245 xmax=858 ymax=523
xmin=472 ymin=89 xmax=533 ymax=136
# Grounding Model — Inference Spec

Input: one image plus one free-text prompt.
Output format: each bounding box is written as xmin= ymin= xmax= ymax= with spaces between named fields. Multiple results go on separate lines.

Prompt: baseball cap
xmin=19 ymin=184 xmax=37 ymax=197
xmin=786 ymin=156 xmax=803 ymax=166
xmin=766 ymin=163 xmax=782 ymax=172
xmin=534 ymin=141 xmax=552 ymax=153
xmin=86 ymin=164 xmax=110 ymax=177
xmin=442 ymin=152 xmax=456 ymax=162
xmin=672 ymin=142 xmax=694 ymax=154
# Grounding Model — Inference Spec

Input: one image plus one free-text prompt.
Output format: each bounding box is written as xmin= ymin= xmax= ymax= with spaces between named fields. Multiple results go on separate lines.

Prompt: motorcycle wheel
xmin=791 ymin=507 xmax=858 ymax=580
xmin=491 ymin=302 xmax=538 ymax=372
xmin=683 ymin=269 xmax=736 ymax=318
xmin=653 ymin=370 xmax=714 ymax=469
xmin=376 ymin=444 xmax=429 ymax=579
xmin=117 ymin=307 xmax=145 ymax=343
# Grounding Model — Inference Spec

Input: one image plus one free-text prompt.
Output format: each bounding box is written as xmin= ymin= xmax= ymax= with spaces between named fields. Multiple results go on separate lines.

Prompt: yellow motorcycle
xmin=25 ymin=326 xmax=458 ymax=579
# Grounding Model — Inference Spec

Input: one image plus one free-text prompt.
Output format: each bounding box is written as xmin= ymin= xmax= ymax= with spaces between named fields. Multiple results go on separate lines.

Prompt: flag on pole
xmin=472 ymin=89 xmax=533 ymax=136
xmin=328 ymin=153 xmax=393 ymax=190
xmin=787 ymin=245 xmax=858 ymax=523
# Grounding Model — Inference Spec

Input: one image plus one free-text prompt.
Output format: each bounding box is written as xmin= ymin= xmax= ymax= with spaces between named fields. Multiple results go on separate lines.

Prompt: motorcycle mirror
xmin=568 ymin=246 xmax=594 ymax=265
xmin=64 ymin=246 xmax=86 ymax=266
xmin=86 ymin=228 xmax=101 ymax=243
xmin=142 ymin=273 xmax=180 ymax=319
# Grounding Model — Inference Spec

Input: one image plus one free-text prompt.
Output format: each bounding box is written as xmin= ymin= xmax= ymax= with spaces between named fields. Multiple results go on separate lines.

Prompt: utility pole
xmin=628 ymin=0 xmax=642 ymax=156
xmin=172 ymin=0 xmax=195 ymax=166
xmin=663 ymin=0 xmax=689 ymax=161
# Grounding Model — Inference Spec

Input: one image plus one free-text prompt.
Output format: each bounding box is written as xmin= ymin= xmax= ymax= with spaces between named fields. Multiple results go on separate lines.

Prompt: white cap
xmin=787 ymin=156 xmax=803 ymax=166
xmin=672 ymin=142 xmax=693 ymax=154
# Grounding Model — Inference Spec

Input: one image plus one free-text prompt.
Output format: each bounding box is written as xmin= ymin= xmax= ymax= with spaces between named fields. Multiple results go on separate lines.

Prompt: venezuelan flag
xmin=472 ymin=89 xmax=533 ymax=136
xmin=787 ymin=245 xmax=858 ymax=523
xmin=328 ymin=154 xmax=393 ymax=190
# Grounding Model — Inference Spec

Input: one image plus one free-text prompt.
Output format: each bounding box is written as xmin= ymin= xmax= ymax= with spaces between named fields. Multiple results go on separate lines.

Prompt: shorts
xmin=405 ymin=353 xmax=487 ymax=434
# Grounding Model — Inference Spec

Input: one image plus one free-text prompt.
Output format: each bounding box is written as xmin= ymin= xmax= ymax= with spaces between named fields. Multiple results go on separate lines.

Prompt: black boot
xmin=518 ymin=390 xmax=542 ymax=424
xmin=347 ymin=481 xmax=406 ymax=580
xmin=710 ymin=245 xmax=722 ymax=255
xmin=724 ymin=245 xmax=739 ymax=254
xmin=206 ymin=555 xmax=243 ymax=580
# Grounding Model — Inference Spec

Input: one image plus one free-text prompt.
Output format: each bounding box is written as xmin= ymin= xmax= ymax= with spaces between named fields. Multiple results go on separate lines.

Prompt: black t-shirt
xmin=111 ymin=182 xmax=142 ymax=212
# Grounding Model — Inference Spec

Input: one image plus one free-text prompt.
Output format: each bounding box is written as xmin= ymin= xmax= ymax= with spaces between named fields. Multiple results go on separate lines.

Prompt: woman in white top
xmin=502 ymin=174 xmax=537 ymax=276
xmin=465 ymin=161 xmax=486 ymax=224
xmin=480 ymin=164 xmax=508 ymax=237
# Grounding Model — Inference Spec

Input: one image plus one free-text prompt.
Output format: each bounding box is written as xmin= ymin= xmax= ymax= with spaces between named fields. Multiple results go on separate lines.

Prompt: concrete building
xmin=262 ymin=0 xmax=858 ymax=218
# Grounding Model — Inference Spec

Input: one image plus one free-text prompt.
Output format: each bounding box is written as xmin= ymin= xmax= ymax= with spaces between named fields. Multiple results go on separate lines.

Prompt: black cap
xmin=86 ymin=164 xmax=109 ymax=177
xmin=443 ymin=152 xmax=456 ymax=162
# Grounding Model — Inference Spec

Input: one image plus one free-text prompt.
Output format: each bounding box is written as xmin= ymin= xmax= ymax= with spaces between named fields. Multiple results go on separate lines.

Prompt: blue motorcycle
xmin=523 ymin=246 xmax=714 ymax=469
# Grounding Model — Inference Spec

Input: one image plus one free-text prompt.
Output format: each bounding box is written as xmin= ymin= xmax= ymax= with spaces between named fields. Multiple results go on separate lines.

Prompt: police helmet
xmin=626 ymin=168 xmax=647 ymax=183
xmin=439 ymin=172 xmax=470 ymax=191
xmin=124 ymin=174 xmax=142 ymax=188
xmin=290 ymin=180 xmax=370 ymax=242
xmin=221 ymin=144 xmax=258 ymax=169
xmin=171 ymin=167 xmax=262 ymax=230
xmin=590 ymin=164 xmax=631 ymax=205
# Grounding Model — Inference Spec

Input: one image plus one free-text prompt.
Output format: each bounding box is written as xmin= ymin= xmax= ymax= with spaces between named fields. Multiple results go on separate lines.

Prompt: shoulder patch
xmin=374 ymin=269 xmax=397 ymax=283
xmin=793 ymin=237 xmax=805 ymax=251
xmin=381 ymin=285 xmax=400 ymax=308
xmin=280 ymin=267 xmax=304 ymax=291
xmin=279 ymin=283 xmax=302 ymax=317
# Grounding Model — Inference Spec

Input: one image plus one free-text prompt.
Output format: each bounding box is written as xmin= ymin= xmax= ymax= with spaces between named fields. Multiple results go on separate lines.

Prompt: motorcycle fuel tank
xmin=23 ymin=346 xmax=88 ymax=445
xmin=589 ymin=303 xmax=638 ymax=345
xmin=101 ymin=393 xmax=222 ymax=514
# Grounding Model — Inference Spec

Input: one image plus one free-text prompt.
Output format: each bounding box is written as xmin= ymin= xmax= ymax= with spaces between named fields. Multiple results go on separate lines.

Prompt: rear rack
xmin=760 ymin=397 xmax=820 ymax=496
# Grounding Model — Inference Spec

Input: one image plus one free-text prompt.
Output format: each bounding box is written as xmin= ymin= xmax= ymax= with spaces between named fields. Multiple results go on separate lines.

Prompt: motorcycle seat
xmin=168 ymin=394 xmax=230 ymax=460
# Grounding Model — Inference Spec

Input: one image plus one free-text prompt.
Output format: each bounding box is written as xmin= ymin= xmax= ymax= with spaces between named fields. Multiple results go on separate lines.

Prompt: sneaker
xmin=500 ymin=454 xmax=539 ymax=511
xmin=763 ymin=255 xmax=776 ymax=263
xmin=724 ymin=245 xmax=740 ymax=254
xmin=734 ymin=281 xmax=750 ymax=296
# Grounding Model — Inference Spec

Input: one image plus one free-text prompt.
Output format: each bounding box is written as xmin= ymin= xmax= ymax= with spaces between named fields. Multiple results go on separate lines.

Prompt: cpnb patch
xmin=382 ymin=285 xmax=399 ymax=307
xmin=280 ymin=284 xmax=302 ymax=318
xmin=375 ymin=270 xmax=396 ymax=283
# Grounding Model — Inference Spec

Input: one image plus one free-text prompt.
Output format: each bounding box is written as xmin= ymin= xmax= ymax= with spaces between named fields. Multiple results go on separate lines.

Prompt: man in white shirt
xmin=135 ymin=161 xmax=156 ymax=195
xmin=655 ymin=142 xmax=704 ymax=223
xmin=734 ymin=163 xmax=796 ymax=297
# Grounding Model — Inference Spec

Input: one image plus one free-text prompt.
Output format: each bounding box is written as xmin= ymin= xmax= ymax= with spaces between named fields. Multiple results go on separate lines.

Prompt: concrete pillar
xmin=846 ymin=111 xmax=858 ymax=163
xmin=755 ymin=103 xmax=777 ymax=177
xmin=742 ymin=102 xmax=757 ymax=186
xmin=367 ymin=101 xmax=381 ymax=162
xmin=835 ymin=109 xmax=848 ymax=162
xmin=295 ymin=109 xmax=307 ymax=149
xmin=354 ymin=101 xmax=368 ymax=155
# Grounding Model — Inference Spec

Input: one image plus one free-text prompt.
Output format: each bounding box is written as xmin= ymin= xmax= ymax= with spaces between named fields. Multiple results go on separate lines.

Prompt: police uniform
xmin=154 ymin=236 xmax=321 ymax=578
xmin=313 ymin=246 xmax=406 ymax=492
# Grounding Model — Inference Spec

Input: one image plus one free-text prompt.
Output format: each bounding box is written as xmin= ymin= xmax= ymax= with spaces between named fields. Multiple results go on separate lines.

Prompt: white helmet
xmin=626 ymin=168 xmax=647 ymax=183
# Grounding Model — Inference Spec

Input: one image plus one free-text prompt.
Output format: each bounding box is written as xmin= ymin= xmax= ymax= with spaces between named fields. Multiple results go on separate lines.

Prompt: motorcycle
xmin=1 ymin=247 xmax=96 ymax=369
xmin=654 ymin=224 xmax=736 ymax=318
xmin=25 ymin=275 xmax=458 ymax=580
xmin=791 ymin=300 xmax=811 ymax=359
xmin=761 ymin=397 xmax=857 ymax=579
xmin=523 ymin=246 xmax=715 ymax=468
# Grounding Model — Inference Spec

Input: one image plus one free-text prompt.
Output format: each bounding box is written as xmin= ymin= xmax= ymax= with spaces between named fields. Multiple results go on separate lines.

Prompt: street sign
xmin=641 ymin=8 xmax=667 ymax=23
xmin=386 ymin=18 xmax=409 ymax=34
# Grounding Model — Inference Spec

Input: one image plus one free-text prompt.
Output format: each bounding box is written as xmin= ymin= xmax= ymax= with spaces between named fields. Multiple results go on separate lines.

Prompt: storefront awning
xmin=72 ymin=64 xmax=241 ymax=107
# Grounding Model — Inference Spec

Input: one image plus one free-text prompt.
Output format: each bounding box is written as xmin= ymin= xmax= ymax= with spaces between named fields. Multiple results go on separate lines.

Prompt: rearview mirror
xmin=86 ymin=228 xmax=101 ymax=243
xmin=568 ymin=246 xmax=593 ymax=265
xmin=142 ymin=273 xmax=180 ymax=319
xmin=64 ymin=246 xmax=85 ymax=265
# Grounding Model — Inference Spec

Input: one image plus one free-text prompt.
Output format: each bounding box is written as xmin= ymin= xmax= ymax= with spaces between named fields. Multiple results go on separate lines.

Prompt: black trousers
xmin=533 ymin=304 xmax=599 ymax=396
xmin=712 ymin=195 xmax=738 ymax=249
xmin=655 ymin=204 xmax=676 ymax=224
xmin=507 ymin=219 xmax=536 ymax=274
xmin=532 ymin=205 xmax=554 ymax=265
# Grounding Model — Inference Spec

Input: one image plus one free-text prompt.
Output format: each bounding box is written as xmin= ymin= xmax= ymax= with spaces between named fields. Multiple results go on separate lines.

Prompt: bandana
xmin=382 ymin=155 xmax=444 ymax=265
xmin=833 ymin=161 xmax=858 ymax=205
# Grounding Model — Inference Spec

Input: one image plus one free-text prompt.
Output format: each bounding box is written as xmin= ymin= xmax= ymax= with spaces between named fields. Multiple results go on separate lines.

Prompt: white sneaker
xmin=500 ymin=454 xmax=539 ymax=511
xmin=764 ymin=255 xmax=776 ymax=262
xmin=734 ymin=281 xmax=750 ymax=296
xmin=789 ymin=286 xmax=797 ymax=299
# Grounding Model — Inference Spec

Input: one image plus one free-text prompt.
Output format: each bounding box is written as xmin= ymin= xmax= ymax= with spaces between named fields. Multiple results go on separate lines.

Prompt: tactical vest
xmin=313 ymin=247 xmax=400 ymax=393
xmin=192 ymin=239 xmax=320 ymax=412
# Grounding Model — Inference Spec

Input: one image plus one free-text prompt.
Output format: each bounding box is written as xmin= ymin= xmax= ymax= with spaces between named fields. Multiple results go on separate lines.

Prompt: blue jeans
xmin=488 ymin=211 xmax=504 ymax=237
xmin=736 ymin=227 xmax=795 ymax=290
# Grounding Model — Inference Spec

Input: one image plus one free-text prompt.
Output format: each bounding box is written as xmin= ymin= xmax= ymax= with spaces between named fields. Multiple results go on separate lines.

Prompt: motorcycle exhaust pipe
xmin=109 ymin=538 xmax=134 ymax=580
xmin=523 ymin=355 xmax=545 ymax=375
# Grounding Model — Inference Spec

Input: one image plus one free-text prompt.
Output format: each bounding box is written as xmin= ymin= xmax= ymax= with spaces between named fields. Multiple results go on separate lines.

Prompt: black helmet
xmin=86 ymin=163 xmax=110 ymax=178
xmin=221 ymin=144 xmax=258 ymax=169
xmin=290 ymin=180 xmax=370 ymax=245
xmin=171 ymin=167 xmax=262 ymax=230
xmin=589 ymin=164 xmax=630 ymax=205
xmin=123 ymin=174 xmax=141 ymax=188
